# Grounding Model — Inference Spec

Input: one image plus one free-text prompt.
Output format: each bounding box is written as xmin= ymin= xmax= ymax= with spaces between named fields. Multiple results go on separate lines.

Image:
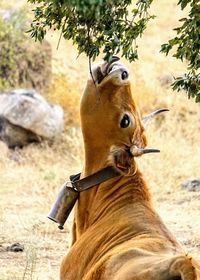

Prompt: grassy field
xmin=0 ymin=1 xmax=200 ymax=279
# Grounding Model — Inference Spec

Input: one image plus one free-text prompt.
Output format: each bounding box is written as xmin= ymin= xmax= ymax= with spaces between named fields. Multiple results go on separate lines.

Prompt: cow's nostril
xmin=121 ymin=71 xmax=128 ymax=80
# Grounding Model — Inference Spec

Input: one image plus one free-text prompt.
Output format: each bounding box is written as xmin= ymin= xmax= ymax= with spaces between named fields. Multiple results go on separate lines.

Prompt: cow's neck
xmin=73 ymin=141 xmax=151 ymax=241
xmin=82 ymin=141 xmax=110 ymax=175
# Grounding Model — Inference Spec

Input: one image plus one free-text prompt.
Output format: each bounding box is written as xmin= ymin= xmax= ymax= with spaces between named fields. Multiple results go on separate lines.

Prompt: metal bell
xmin=47 ymin=182 xmax=79 ymax=230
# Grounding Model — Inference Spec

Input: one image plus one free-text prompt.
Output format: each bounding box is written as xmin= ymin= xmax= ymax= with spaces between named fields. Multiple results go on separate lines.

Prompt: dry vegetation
xmin=0 ymin=0 xmax=200 ymax=279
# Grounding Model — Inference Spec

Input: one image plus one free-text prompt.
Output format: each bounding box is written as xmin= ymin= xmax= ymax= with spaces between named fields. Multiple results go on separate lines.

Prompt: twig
xmin=87 ymin=26 xmax=100 ymax=101
xmin=57 ymin=16 xmax=67 ymax=50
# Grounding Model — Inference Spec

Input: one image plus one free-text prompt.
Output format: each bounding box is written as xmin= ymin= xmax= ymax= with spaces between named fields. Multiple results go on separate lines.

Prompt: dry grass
xmin=0 ymin=0 xmax=200 ymax=279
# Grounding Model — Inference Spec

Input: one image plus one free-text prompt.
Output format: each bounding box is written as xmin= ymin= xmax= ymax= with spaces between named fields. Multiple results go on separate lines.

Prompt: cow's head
xmin=81 ymin=57 xmax=165 ymax=175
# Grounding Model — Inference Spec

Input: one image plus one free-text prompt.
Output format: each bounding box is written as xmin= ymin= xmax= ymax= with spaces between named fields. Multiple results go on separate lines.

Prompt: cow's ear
xmin=109 ymin=146 xmax=137 ymax=176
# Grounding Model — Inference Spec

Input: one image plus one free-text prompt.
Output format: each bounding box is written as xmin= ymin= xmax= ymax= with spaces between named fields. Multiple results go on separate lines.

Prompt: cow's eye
xmin=120 ymin=114 xmax=130 ymax=128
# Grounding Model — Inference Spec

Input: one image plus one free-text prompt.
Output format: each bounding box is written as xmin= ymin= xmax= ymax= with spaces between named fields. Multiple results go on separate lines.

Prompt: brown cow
xmin=60 ymin=58 xmax=200 ymax=280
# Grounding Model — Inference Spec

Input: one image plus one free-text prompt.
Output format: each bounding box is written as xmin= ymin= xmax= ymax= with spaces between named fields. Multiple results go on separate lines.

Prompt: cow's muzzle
xmin=96 ymin=56 xmax=128 ymax=84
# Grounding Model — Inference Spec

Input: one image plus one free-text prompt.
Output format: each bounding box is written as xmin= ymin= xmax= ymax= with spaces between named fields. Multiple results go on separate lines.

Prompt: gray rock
xmin=0 ymin=89 xmax=64 ymax=148
xmin=6 ymin=243 xmax=24 ymax=252
xmin=181 ymin=177 xmax=200 ymax=192
xmin=0 ymin=116 xmax=39 ymax=148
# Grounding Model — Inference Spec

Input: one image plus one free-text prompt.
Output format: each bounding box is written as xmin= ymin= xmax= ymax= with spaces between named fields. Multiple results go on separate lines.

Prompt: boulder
xmin=0 ymin=116 xmax=40 ymax=148
xmin=0 ymin=89 xmax=64 ymax=148
xmin=181 ymin=177 xmax=200 ymax=192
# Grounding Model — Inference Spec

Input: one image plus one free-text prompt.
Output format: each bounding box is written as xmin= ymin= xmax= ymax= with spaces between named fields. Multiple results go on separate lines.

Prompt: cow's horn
xmin=142 ymin=148 xmax=160 ymax=154
xmin=130 ymin=146 xmax=160 ymax=157
xmin=142 ymin=108 xmax=169 ymax=127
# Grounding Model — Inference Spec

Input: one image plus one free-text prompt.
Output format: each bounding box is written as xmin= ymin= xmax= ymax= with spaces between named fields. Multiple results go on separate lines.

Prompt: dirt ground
xmin=0 ymin=0 xmax=200 ymax=279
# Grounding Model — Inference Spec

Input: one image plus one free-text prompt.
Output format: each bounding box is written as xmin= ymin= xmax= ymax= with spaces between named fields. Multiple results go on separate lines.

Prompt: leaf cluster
xmin=172 ymin=72 xmax=200 ymax=102
xmin=28 ymin=0 xmax=154 ymax=62
xmin=28 ymin=0 xmax=199 ymax=102
xmin=161 ymin=0 xmax=200 ymax=102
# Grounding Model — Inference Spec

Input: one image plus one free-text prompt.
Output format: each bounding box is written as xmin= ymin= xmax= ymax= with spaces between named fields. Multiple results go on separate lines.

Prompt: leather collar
xmin=69 ymin=166 xmax=121 ymax=192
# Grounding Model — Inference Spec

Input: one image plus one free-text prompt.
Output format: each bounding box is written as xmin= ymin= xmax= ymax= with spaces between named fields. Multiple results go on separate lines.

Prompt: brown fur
xmin=60 ymin=60 xmax=200 ymax=280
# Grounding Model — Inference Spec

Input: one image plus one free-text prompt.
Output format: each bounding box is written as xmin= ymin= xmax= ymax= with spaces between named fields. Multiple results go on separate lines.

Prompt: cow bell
xmin=47 ymin=182 xmax=79 ymax=230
